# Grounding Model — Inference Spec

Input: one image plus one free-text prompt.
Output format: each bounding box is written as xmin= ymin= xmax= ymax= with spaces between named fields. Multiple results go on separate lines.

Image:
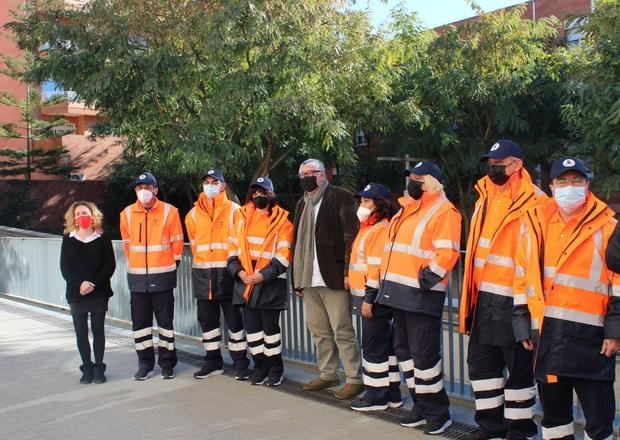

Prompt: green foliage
xmin=561 ymin=0 xmax=620 ymax=195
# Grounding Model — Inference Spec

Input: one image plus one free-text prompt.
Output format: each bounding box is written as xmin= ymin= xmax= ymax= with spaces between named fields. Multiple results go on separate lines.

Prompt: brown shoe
xmin=302 ymin=377 xmax=340 ymax=391
xmin=334 ymin=383 xmax=364 ymax=400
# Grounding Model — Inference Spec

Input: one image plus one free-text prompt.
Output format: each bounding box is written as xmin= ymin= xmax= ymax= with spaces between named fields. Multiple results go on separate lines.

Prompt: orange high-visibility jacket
xmin=513 ymin=193 xmax=620 ymax=381
xmin=185 ymin=191 xmax=239 ymax=301
xmin=459 ymin=170 xmax=546 ymax=341
xmin=120 ymin=198 xmax=184 ymax=292
xmin=376 ymin=191 xmax=461 ymax=318
xmin=227 ymin=203 xmax=293 ymax=309
xmin=348 ymin=217 xmax=389 ymax=315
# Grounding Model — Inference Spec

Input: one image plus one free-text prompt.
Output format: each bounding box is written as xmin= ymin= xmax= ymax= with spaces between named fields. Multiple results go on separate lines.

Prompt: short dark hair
xmin=373 ymin=196 xmax=399 ymax=222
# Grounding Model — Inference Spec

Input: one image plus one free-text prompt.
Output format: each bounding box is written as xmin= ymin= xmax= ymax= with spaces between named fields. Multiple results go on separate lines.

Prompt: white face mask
xmin=203 ymin=183 xmax=221 ymax=199
xmin=356 ymin=206 xmax=372 ymax=222
xmin=554 ymin=186 xmax=586 ymax=212
xmin=137 ymin=189 xmax=154 ymax=204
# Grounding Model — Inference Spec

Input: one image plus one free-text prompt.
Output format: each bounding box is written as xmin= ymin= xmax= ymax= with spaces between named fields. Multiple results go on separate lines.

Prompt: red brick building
xmin=439 ymin=0 xmax=593 ymax=43
xmin=0 ymin=0 xmax=122 ymax=182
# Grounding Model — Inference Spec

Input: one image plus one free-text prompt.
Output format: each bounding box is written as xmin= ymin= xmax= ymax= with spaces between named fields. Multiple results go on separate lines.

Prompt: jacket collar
xmin=131 ymin=197 xmax=162 ymax=213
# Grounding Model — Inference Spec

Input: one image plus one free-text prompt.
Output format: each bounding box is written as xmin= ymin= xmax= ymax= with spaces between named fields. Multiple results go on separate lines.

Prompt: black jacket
xmin=291 ymin=185 xmax=359 ymax=290
xmin=60 ymin=233 xmax=116 ymax=304
xmin=606 ymin=222 xmax=620 ymax=273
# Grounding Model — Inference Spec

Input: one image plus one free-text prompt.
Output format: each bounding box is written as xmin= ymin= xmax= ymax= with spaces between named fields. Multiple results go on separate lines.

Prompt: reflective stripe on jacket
xmin=119 ymin=198 xmax=184 ymax=292
xmin=185 ymin=191 xmax=238 ymax=300
xmin=376 ymin=191 xmax=461 ymax=317
xmin=459 ymin=169 xmax=546 ymax=338
xmin=513 ymin=194 xmax=620 ymax=381
xmin=348 ymin=218 xmax=389 ymax=315
xmin=227 ymin=204 xmax=293 ymax=309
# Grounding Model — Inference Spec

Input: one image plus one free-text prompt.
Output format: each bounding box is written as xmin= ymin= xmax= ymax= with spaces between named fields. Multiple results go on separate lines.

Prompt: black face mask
xmin=300 ymin=175 xmax=318 ymax=192
xmin=487 ymin=164 xmax=510 ymax=186
xmin=252 ymin=196 xmax=270 ymax=210
xmin=407 ymin=180 xmax=424 ymax=200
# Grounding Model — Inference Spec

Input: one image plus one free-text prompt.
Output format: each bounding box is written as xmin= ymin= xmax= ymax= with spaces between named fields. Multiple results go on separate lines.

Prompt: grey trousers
xmin=304 ymin=287 xmax=362 ymax=384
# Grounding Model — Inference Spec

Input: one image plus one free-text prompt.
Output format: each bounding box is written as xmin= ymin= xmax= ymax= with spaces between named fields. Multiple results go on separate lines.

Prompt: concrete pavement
xmin=0 ymin=298 xmax=443 ymax=440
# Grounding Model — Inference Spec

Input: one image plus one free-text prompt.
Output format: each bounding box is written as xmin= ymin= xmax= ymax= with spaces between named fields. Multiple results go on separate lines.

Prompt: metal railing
xmin=0 ymin=236 xmax=472 ymax=398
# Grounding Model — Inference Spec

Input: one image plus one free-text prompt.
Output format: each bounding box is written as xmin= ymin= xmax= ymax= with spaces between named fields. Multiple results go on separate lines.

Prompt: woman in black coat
xmin=60 ymin=201 xmax=115 ymax=384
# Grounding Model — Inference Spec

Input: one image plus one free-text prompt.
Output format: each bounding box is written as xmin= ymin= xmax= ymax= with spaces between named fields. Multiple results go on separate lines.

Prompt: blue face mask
xmin=203 ymin=183 xmax=221 ymax=199
xmin=554 ymin=186 xmax=586 ymax=212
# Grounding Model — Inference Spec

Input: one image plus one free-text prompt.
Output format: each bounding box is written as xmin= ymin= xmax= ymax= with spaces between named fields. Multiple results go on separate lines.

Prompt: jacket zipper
xmin=145 ymin=211 xmax=149 ymax=291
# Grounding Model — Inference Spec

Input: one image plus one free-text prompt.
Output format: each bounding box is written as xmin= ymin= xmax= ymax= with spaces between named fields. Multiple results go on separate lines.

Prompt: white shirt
xmin=70 ymin=230 xmax=101 ymax=243
xmin=310 ymin=198 xmax=327 ymax=287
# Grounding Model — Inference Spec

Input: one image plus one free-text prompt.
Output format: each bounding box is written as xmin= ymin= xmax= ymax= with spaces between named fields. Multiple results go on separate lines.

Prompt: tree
xmin=379 ymin=4 xmax=566 ymax=234
xmin=561 ymin=0 xmax=620 ymax=194
xmin=6 ymin=0 xmax=398 ymax=200
xmin=0 ymin=87 xmax=75 ymax=180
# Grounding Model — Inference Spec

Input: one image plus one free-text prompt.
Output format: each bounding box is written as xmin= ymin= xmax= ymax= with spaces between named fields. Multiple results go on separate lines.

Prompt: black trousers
xmin=393 ymin=309 xmax=450 ymax=424
xmin=538 ymin=377 xmax=615 ymax=440
xmin=245 ymin=307 xmax=283 ymax=381
xmin=130 ymin=289 xmax=177 ymax=370
xmin=197 ymin=298 xmax=249 ymax=371
xmin=467 ymin=341 xmax=537 ymax=440
xmin=361 ymin=303 xmax=402 ymax=404
xmin=71 ymin=311 xmax=106 ymax=367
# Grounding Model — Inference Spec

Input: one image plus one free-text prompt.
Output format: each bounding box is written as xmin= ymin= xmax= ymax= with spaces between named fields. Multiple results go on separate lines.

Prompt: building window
xmin=565 ymin=18 xmax=587 ymax=47
xmin=354 ymin=128 xmax=367 ymax=147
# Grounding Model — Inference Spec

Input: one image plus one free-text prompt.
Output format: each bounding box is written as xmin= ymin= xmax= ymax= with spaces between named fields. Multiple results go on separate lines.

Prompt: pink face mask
xmin=76 ymin=215 xmax=92 ymax=229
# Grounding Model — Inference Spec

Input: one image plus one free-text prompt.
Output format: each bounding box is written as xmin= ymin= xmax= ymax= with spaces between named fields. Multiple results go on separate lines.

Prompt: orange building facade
xmin=0 ymin=0 xmax=121 ymax=181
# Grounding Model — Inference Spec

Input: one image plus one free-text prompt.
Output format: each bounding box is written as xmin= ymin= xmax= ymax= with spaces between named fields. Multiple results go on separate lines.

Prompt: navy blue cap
xmin=250 ymin=176 xmax=274 ymax=192
xmin=134 ymin=172 xmax=157 ymax=187
xmin=408 ymin=160 xmax=443 ymax=183
xmin=481 ymin=139 xmax=524 ymax=161
xmin=201 ymin=168 xmax=225 ymax=182
xmin=357 ymin=183 xmax=391 ymax=200
xmin=550 ymin=157 xmax=591 ymax=180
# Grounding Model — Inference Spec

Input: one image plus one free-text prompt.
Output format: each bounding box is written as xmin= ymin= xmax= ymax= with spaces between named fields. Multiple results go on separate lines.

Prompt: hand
xmin=295 ymin=289 xmax=304 ymax=297
xmin=521 ymin=339 xmax=534 ymax=351
xmin=79 ymin=281 xmax=94 ymax=296
xmin=600 ymin=338 xmax=620 ymax=357
xmin=344 ymin=276 xmax=350 ymax=290
xmin=249 ymin=272 xmax=264 ymax=284
xmin=361 ymin=301 xmax=373 ymax=319
xmin=238 ymin=270 xmax=253 ymax=284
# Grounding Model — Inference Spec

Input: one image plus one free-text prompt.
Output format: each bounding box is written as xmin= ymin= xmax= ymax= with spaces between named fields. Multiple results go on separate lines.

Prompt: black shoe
xmin=161 ymin=368 xmax=175 ymax=380
xmin=267 ymin=376 xmax=283 ymax=387
xmin=399 ymin=413 xmax=426 ymax=428
xmin=234 ymin=369 xmax=249 ymax=381
xmin=93 ymin=363 xmax=107 ymax=384
xmin=424 ymin=418 xmax=452 ymax=435
xmin=350 ymin=399 xmax=388 ymax=412
xmin=193 ymin=365 xmax=223 ymax=379
xmin=251 ymin=374 xmax=268 ymax=385
xmin=79 ymin=364 xmax=94 ymax=385
xmin=133 ymin=367 xmax=154 ymax=381
xmin=465 ymin=430 xmax=487 ymax=440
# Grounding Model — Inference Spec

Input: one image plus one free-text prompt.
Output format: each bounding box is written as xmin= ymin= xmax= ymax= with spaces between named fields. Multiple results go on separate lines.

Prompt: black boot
xmin=80 ymin=364 xmax=94 ymax=384
xmin=93 ymin=363 xmax=107 ymax=384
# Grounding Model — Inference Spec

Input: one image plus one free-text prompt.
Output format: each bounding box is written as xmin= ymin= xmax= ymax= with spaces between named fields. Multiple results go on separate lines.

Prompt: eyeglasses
xmin=298 ymin=170 xmax=323 ymax=179
xmin=554 ymin=176 xmax=587 ymax=187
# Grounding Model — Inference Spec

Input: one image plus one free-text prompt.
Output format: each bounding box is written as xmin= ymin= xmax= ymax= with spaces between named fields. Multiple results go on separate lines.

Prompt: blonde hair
xmin=423 ymin=175 xmax=444 ymax=194
xmin=63 ymin=201 xmax=104 ymax=234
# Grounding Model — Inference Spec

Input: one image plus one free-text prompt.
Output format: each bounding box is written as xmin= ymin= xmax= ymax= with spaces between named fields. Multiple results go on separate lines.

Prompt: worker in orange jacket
xmin=227 ymin=177 xmax=293 ymax=386
xmin=513 ymin=157 xmax=620 ymax=440
xmin=347 ymin=183 xmax=404 ymax=412
xmin=460 ymin=140 xmax=544 ymax=440
xmin=120 ymin=172 xmax=184 ymax=381
xmin=376 ymin=161 xmax=461 ymax=435
xmin=185 ymin=168 xmax=250 ymax=380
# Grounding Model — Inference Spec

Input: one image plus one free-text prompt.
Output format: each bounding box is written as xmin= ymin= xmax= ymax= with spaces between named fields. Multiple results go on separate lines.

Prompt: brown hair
xmin=63 ymin=201 xmax=104 ymax=234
